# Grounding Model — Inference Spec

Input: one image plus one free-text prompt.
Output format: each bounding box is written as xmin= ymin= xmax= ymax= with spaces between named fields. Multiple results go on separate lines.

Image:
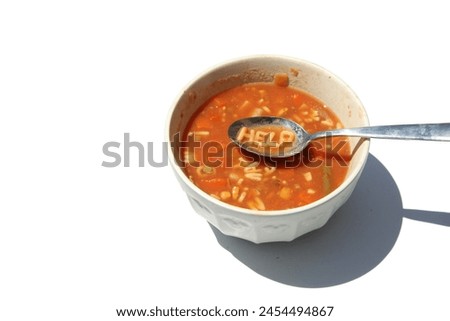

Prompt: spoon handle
xmin=312 ymin=123 xmax=450 ymax=141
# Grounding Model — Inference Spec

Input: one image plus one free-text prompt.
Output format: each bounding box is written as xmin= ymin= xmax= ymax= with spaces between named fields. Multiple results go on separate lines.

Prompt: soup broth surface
xmin=182 ymin=79 xmax=351 ymax=211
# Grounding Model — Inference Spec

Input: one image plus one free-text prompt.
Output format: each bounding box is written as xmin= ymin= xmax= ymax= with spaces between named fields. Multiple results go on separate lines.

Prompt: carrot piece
xmin=274 ymin=73 xmax=289 ymax=87
xmin=198 ymin=178 xmax=228 ymax=190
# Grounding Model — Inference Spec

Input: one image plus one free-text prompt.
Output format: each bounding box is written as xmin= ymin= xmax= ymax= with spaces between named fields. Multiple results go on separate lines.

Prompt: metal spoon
xmin=228 ymin=116 xmax=450 ymax=158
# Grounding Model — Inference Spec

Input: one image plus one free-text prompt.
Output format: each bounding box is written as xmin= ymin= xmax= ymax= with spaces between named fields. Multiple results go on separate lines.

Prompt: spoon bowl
xmin=228 ymin=116 xmax=310 ymax=157
xmin=229 ymin=116 xmax=450 ymax=158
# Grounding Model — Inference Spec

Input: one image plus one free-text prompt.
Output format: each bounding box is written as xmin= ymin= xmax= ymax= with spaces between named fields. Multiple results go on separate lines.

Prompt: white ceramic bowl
xmin=166 ymin=55 xmax=370 ymax=243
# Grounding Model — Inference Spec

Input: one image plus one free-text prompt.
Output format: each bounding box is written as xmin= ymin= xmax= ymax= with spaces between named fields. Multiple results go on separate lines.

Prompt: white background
xmin=1 ymin=1 xmax=450 ymax=320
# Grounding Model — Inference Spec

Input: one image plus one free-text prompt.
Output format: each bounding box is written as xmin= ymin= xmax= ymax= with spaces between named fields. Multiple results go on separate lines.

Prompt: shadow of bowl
xmin=210 ymin=153 xmax=403 ymax=287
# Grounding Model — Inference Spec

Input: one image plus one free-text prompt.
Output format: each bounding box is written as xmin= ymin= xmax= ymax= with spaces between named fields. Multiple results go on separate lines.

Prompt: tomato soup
xmin=182 ymin=78 xmax=351 ymax=211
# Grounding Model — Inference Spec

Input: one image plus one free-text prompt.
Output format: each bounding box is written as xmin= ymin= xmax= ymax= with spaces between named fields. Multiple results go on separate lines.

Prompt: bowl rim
xmin=165 ymin=54 xmax=370 ymax=217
